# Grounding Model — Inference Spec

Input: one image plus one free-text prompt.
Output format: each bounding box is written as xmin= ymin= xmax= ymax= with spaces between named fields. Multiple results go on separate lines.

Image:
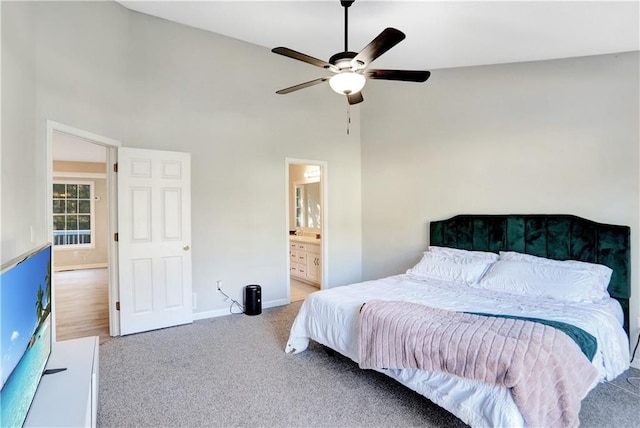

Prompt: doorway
xmin=47 ymin=121 xmax=121 ymax=342
xmin=47 ymin=122 xmax=194 ymax=339
xmin=286 ymin=159 xmax=327 ymax=302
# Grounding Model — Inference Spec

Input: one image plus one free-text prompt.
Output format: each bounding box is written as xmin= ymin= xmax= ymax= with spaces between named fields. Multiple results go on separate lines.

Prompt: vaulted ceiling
xmin=118 ymin=1 xmax=639 ymax=71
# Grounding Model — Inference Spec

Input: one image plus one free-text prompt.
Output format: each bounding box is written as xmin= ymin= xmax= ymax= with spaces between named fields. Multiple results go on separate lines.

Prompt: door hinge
xmin=114 ymin=232 xmax=119 ymax=242
xmin=116 ymin=301 xmax=120 ymax=311
xmin=113 ymin=162 xmax=118 ymax=173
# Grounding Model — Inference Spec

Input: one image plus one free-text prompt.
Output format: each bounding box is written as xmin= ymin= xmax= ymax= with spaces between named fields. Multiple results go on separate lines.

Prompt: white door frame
xmin=46 ymin=120 xmax=122 ymax=339
xmin=285 ymin=158 xmax=328 ymax=300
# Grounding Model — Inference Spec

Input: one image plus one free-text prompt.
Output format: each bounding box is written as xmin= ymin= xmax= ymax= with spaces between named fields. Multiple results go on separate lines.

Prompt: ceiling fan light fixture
xmin=272 ymin=2 xmax=430 ymax=107
xmin=329 ymin=72 xmax=366 ymax=95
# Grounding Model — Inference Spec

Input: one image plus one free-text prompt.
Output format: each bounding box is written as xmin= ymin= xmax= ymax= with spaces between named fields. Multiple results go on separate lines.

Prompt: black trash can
xmin=243 ymin=285 xmax=262 ymax=316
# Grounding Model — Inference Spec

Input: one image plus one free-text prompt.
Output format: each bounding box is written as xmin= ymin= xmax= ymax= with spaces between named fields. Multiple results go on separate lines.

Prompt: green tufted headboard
xmin=430 ymin=214 xmax=631 ymax=335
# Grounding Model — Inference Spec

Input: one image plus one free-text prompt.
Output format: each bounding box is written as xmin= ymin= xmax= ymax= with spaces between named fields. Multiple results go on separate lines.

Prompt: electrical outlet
xmin=216 ymin=281 xmax=228 ymax=301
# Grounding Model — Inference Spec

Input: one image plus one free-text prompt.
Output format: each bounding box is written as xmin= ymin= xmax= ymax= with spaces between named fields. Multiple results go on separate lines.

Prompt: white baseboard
xmin=264 ymin=298 xmax=289 ymax=309
xmin=193 ymin=308 xmax=233 ymax=320
xmin=54 ymin=263 xmax=108 ymax=272
xmin=193 ymin=298 xmax=289 ymax=321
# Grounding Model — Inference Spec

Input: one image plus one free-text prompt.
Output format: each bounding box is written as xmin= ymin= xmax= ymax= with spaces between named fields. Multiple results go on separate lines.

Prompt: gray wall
xmin=361 ymin=52 xmax=640 ymax=342
xmin=2 ymin=1 xmax=38 ymax=259
xmin=1 ymin=1 xmax=363 ymax=315
xmin=122 ymin=10 xmax=362 ymax=309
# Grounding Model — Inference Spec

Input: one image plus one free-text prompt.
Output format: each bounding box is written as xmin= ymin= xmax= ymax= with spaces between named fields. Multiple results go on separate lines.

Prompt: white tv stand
xmin=25 ymin=336 xmax=99 ymax=428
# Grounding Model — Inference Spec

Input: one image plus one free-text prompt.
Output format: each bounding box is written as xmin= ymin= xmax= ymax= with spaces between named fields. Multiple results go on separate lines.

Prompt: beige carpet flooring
xmin=97 ymin=302 xmax=640 ymax=427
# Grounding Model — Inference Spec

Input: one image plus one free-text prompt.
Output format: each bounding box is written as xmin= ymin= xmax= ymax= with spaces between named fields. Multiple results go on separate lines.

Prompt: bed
xmin=285 ymin=214 xmax=631 ymax=427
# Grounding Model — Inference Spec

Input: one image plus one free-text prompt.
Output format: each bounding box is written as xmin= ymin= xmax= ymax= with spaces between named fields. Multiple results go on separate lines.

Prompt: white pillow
xmin=407 ymin=251 xmax=496 ymax=285
xmin=428 ymin=246 xmax=498 ymax=261
xmin=476 ymin=258 xmax=611 ymax=302
xmin=499 ymin=251 xmax=612 ymax=296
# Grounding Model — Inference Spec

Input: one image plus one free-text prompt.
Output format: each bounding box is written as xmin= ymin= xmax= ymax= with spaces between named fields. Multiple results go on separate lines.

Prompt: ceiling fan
xmin=271 ymin=0 xmax=431 ymax=105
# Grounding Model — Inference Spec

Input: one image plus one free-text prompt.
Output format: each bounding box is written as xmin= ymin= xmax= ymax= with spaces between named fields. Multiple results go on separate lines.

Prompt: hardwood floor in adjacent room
xmin=54 ymin=268 xmax=110 ymax=343
xmin=290 ymin=278 xmax=319 ymax=302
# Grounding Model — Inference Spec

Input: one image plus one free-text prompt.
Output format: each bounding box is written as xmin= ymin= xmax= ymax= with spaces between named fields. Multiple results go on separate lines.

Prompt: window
xmin=52 ymin=181 xmax=95 ymax=248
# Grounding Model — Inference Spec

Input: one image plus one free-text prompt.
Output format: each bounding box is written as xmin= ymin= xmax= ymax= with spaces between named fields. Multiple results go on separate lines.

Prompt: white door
xmin=117 ymin=147 xmax=192 ymax=335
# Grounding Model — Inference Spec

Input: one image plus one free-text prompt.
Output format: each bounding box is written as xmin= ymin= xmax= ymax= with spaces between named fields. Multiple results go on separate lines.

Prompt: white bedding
xmin=285 ymin=274 xmax=630 ymax=428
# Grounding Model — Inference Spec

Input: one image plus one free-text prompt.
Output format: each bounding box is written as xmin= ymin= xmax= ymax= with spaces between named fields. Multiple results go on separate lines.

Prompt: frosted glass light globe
xmin=329 ymin=72 xmax=366 ymax=95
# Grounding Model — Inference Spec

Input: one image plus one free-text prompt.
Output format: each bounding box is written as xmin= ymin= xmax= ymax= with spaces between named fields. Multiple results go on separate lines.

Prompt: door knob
xmin=183 ymin=245 xmax=190 ymax=251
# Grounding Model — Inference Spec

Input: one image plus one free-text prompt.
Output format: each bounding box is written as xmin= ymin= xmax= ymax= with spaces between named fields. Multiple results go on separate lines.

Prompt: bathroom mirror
xmin=295 ymin=180 xmax=321 ymax=229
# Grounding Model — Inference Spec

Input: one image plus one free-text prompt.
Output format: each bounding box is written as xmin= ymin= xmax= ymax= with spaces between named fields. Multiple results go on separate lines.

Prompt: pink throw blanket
xmin=358 ymin=300 xmax=598 ymax=428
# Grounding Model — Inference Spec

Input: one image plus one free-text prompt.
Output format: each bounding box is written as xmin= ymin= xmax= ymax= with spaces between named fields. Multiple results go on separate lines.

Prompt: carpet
xmin=98 ymin=302 xmax=640 ymax=427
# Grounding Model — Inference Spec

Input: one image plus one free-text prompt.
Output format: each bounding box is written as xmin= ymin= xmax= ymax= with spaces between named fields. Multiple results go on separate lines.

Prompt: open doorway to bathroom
xmin=287 ymin=160 xmax=326 ymax=302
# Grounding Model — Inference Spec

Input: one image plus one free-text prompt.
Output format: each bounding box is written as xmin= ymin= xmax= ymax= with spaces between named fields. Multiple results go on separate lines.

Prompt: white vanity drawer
xmin=306 ymin=243 xmax=320 ymax=255
xmin=289 ymin=238 xmax=321 ymax=285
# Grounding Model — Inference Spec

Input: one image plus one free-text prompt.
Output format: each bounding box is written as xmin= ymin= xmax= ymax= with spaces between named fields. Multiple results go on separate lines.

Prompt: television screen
xmin=0 ymin=243 xmax=52 ymax=427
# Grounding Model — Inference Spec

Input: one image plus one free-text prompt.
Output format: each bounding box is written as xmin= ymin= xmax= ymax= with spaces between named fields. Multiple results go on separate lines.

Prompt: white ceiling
xmin=118 ymin=1 xmax=639 ymax=71
xmin=53 ymin=133 xmax=107 ymax=163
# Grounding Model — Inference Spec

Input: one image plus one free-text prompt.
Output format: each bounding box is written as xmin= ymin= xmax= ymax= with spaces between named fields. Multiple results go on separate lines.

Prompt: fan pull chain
xmin=346 ymin=102 xmax=351 ymax=135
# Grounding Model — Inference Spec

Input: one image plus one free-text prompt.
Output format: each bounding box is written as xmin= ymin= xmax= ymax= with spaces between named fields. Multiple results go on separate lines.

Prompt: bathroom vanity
xmin=289 ymin=236 xmax=321 ymax=285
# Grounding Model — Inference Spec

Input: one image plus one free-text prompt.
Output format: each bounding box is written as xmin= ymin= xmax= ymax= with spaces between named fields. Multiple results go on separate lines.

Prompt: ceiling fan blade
xmin=351 ymin=28 xmax=406 ymax=69
xmin=347 ymin=92 xmax=364 ymax=105
xmin=272 ymin=47 xmax=335 ymax=70
xmin=365 ymin=69 xmax=431 ymax=82
xmin=276 ymin=77 xmax=330 ymax=95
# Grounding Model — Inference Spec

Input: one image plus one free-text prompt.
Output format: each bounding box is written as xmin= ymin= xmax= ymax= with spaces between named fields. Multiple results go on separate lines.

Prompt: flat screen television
xmin=1 ymin=243 xmax=52 ymax=427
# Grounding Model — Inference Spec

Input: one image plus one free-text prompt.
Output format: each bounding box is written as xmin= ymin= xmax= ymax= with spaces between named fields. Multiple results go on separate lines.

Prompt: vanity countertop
xmin=290 ymin=235 xmax=321 ymax=243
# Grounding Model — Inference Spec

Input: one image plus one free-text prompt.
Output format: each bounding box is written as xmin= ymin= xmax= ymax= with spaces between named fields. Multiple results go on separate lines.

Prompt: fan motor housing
xmin=329 ymin=51 xmax=359 ymax=70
